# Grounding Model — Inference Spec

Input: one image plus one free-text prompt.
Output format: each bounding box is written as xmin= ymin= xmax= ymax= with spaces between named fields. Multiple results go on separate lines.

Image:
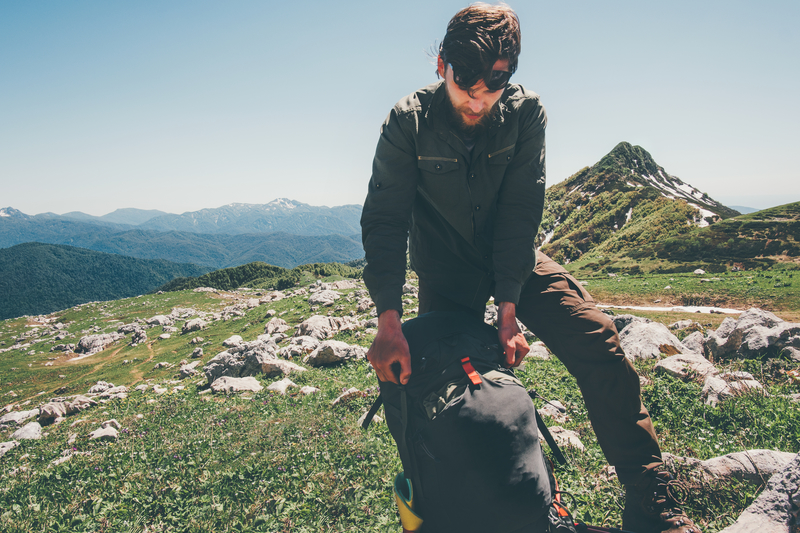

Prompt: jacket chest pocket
xmin=486 ymin=144 xmax=515 ymax=189
xmin=418 ymin=156 xmax=460 ymax=175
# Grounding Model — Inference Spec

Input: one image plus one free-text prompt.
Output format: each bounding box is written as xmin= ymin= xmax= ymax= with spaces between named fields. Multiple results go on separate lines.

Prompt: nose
xmin=468 ymin=98 xmax=485 ymax=113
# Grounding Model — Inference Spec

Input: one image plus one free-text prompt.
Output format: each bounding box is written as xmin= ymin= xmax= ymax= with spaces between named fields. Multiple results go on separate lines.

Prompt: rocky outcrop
xmin=706 ymin=308 xmax=800 ymax=361
xmin=203 ymin=338 xmax=303 ymax=383
xmin=619 ymin=321 xmax=686 ymax=360
xmin=308 ymin=290 xmax=341 ymax=307
xmin=664 ymin=449 xmax=797 ymax=485
xmin=303 ymin=340 xmax=367 ymax=367
xmin=295 ymin=315 xmax=359 ymax=340
xmin=211 ymin=376 xmax=264 ymax=394
xmin=718 ymin=452 xmax=800 ymax=533
xmin=75 ymin=333 xmax=125 ymax=356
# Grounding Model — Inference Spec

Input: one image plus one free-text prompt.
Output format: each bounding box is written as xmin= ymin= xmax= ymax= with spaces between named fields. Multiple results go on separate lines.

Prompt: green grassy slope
xmin=0 ymin=277 xmax=798 ymax=532
xmin=0 ymin=243 xmax=210 ymax=320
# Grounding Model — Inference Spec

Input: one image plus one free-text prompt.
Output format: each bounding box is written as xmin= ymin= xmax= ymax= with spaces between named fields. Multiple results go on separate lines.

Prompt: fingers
xmin=398 ymin=356 xmax=412 ymax=385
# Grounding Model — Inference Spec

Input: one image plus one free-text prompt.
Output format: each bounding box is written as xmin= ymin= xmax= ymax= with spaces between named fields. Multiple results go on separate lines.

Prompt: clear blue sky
xmin=2 ymin=0 xmax=798 ymax=215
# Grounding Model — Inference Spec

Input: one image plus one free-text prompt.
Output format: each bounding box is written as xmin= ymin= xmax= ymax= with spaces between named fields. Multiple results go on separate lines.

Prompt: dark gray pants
xmin=418 ymin=253 xmax=662 ymax=486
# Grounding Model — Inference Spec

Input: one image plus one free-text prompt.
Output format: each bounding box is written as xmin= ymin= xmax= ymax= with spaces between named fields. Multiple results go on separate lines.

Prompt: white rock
xmin=331 ymin=387 xmax=363 ymax=407
xmin=619 ymin=322 xmax=686 ymax=360
xmin=358 ymin=410 xmax=383 ymax=426
xmin=543 ymin=426 xmax=584 ymax=451
xmin=222 ymin=335 xmax=243 ymax=347
xmin=308 ymin=290 xmax=341 ymax=307
xmin=153 ymin=385 xmax=168 ymax=395
xmin=101 ymin=419 xmax=121 ymax=429
xmin=299 ymin=386 xmax=320 ymax=395
xmin=266 ymin=378 xmax=297 ymax=395
xmin=12 ymin=421 xmax=43 ymax=440
xmin=0 ymin=440 xmax=19 ymax=458
xmin=210 ymin=376 xmax=264 ymax=394
xmin=655 ymin=352 xmax=718 ymax=381
xmin=0 ymin=408 xmax=39 ymax=426
xmin=717 ymin=452 xmax=799 ymax=533
xmin=264 ymin=317 xmax=290 ymax=335
xmin=525 ymin=342 xmax=550 ymax=360
xmin=89 ymin=426 xmax=118 ymax=441
xmin=304 ymin=340 xmax=367 ymax=367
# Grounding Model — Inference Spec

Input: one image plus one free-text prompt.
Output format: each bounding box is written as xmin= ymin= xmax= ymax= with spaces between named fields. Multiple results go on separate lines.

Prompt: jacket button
xmin=470 ymin=173 xmax=476 ymax=179
xmin=474 ymin=205 xmax=480 ymax=211
xmin=375 ymin=182 xmax=381 ymax=189
xmin=435 ymin=164 xmax=442 ymax=171
xmin=483 ymin=255 xmax=489 ymax=260
xmin=507 ymin=155 xmax=511 ymax=161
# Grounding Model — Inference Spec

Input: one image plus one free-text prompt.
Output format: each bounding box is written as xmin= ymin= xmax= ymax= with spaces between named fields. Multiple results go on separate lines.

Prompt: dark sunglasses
xmin=449 ymin=63 xmax=512 ymax=92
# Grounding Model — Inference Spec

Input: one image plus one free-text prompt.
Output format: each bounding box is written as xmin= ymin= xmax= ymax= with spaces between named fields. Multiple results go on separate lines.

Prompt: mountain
xmin=729 ymin=205 xmax=760 ymax=214
xmin=0 ymin=242 xmax=210 ymax=320
xmin=138 ymin=199 xmax=362 ymax=236
xmin=538 ymin=142 xmax=739 ymax=264
xmin=0 ymin=210 xmax=365 ymax=269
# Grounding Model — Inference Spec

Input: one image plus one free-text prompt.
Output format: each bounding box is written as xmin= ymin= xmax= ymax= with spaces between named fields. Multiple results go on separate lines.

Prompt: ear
xmin=437 ymin=56 xmax=445 ymax=79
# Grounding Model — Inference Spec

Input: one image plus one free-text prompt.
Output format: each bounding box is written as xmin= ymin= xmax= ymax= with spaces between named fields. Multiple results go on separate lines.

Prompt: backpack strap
xmin=361 ymin=395 xmax=383 ymax=430
xmin=535 ymin=408 xmax=568 ymax=465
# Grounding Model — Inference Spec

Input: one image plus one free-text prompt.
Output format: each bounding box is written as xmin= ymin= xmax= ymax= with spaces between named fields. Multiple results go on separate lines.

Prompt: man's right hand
xmin=367 ymin=309 xmax=412 ymax=385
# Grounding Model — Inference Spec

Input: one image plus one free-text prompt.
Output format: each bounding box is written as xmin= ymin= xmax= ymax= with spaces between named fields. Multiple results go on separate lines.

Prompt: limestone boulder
xmin=296 ymin=315 xmax=358 ymax=340
xmin=706 ymin=308 xmax=800 ymax=360
xmin=12 ymin=421 xmax=42 ymax=440
xmin=718 ymin=452 xmax=799 ymax=532
xmin=0 ymin=440 xmax=19 ymax=458
xmin=266 ymin=378 xmax=297 ymax=395
xmin=303 ymin=340 xmax=367 ymax=367
xmin=619 ymin=321 xmax=686 ymax=360
xmin=278 ymin=336 xmax=320 ymax=359
xmin=146 ymin=315 xmax=174 ymax=326
xmin=264 ymin=317 xmax=290 ymax=335
xmin=0 ymin=409 xmax=39 ymax=426
xmin=655 ymin=352 xmax=718 ymax=381
xmin=211 ymin=376 xmax=264 ymax=394
xmin=203 ymin=338 xmax=280 ymax=384
xmin=182 ymin=319 xmax=206 ymax=334
xmin=75 ymin=333 xmax=125 ymax=356
xmin=612 ymin=314 xmax=652 ymax=333
xmin=308 ymin=290 xmax=341 ymax=307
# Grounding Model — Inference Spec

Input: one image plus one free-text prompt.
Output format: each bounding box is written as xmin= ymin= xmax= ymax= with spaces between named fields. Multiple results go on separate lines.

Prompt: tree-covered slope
xmin=0 ymin=243 xmax=210 ymax=319
xmin=0 ymin=213 xmax=365 ymax=269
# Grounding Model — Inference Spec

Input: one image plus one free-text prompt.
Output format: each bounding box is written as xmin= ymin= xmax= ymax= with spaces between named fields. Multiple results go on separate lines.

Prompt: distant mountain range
xmin=0 ymin=200 xmax=364 ymax=269
xmin=18 ymin=198 xmax=362 ymax=236
xmin=0 ymin=242 xmax=210 ymax=320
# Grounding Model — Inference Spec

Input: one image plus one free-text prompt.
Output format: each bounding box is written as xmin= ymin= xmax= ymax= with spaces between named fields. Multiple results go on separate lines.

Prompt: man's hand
xmin=367 ymin=309 xmax=412 ymax=384
xmin=497 ymin=301 xmax=529 ymax=368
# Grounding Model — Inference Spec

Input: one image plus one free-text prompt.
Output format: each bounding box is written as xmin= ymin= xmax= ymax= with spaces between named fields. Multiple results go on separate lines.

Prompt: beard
xmin=443 ymin=92 xmax=500 ymax=137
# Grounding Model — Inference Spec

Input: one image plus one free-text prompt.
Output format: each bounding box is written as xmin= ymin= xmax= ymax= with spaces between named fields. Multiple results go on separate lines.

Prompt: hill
xmin=0 ymin=273 xmax=797 ymax=531
xmin=539 ymin=142 xmax=739 ymax=265
xmin=0 ymin=243 xmax=210 ymax=320
xmin=0 ymin=213 xmax=364 ymax=269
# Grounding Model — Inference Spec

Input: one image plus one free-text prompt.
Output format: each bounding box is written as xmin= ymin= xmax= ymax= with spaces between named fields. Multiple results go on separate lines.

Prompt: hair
xmin=438 ymin=3 xmax=521 ymax=81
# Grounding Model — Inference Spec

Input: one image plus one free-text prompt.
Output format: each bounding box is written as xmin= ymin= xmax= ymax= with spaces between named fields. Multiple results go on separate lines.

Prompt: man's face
xmin=438 ymin=56 xmax=509 ymax=135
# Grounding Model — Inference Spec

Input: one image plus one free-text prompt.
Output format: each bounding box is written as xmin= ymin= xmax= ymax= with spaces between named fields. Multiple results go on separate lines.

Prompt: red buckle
xmin=460 ymin=357 xmax=482 ymax=385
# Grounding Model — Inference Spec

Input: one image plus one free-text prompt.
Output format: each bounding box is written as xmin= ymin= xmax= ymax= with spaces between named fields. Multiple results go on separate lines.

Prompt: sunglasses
xmin=449 ymin=63 xmax=512 ymax=92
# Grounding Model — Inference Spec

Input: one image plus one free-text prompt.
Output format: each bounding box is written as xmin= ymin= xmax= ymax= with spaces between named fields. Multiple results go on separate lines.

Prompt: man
xmin=361 ymin=4 xmax=700 ymax=533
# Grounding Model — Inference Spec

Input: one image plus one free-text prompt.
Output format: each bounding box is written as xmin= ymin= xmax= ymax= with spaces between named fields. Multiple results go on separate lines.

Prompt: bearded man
xmin=360 ymin=4 xmax=700 ymax=533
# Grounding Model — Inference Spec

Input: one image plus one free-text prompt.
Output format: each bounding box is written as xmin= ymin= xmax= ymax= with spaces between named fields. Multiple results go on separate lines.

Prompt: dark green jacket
xmin=361 ymin=81 xmax=547 ymax=316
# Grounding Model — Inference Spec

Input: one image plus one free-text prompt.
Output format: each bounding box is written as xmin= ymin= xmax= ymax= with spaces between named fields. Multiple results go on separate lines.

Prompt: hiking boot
xmin=622 ymin=471 xmax=701 ymax=533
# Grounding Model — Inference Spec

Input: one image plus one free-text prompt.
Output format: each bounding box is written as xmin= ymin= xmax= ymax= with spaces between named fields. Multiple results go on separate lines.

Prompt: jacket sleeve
xmin=492 ymin=97 xmax=547 ymax=305
xmin=360 ymin=107 xmax=419 ymax=317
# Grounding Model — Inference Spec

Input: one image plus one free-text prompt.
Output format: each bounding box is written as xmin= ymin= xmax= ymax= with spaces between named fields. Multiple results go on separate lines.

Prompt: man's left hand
xmin=496 ymin=301 xmax=529 ymax=368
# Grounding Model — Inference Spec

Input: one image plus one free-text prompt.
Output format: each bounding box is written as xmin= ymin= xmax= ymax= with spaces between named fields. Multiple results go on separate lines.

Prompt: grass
xmin=1 ymin=272 xmax=799 ymax=531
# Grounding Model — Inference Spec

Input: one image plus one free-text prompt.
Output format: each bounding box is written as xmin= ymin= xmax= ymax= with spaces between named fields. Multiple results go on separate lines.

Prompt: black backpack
xmin=363 ymin=311 xmax=565 ymax=533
